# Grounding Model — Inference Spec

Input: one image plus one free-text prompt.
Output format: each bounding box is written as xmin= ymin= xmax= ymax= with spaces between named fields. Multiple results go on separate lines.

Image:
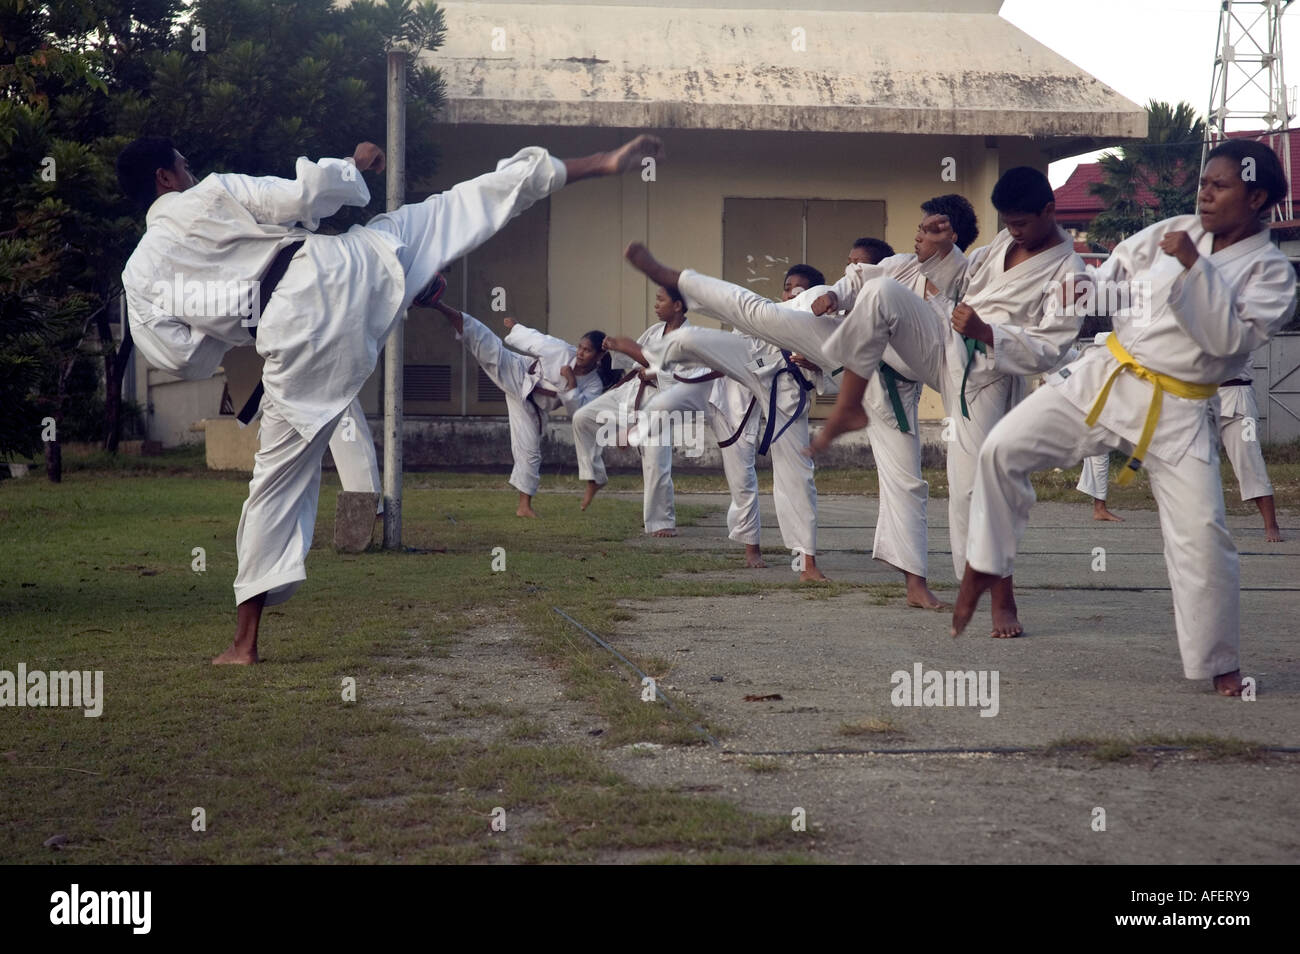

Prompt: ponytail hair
xmin=581 ymin=330 xmax=622 ymax=391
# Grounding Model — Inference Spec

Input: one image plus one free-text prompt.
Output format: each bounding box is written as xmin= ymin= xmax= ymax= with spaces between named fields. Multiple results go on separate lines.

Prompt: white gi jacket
xmin=1051 ymin=215 xmax=1295 ymax=465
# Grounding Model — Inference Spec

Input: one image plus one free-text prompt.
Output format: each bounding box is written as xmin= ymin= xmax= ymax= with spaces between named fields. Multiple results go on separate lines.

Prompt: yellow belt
xmin=1085 ymin=335 xmax=1217 ymax=486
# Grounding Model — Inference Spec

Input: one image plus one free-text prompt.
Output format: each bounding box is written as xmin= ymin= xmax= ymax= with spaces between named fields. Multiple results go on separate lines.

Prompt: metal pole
xmin=382 ymin=44 xmax=409 ymax=549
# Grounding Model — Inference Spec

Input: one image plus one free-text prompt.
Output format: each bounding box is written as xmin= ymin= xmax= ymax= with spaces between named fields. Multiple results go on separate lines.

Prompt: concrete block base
xmin=334 ymin=492 xmax=380 ymax=552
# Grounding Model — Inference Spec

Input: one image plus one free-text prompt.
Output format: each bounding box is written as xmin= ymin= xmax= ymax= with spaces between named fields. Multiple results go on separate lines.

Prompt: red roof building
xmin=1056 ymin=127 xmax=1300 ymax=246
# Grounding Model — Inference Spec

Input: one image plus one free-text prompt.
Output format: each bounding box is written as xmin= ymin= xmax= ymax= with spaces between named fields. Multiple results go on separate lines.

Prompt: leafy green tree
xmin=1088 ymin=100 xmax=1206 ymax=248
xmin=1 ymin=0 xmax=446 ymax=475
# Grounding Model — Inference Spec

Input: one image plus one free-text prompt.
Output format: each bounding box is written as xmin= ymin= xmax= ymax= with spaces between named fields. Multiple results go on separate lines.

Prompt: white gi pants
xmin=637 ymin=379 xmax=714 ymax=533
xmin=720 ymin=434 xmax=761 ymax=546
xmin=864 ymin=374 xmax=928 ymax=577
xmin=234 ymin=399 xmax=345 ymax=607
xmin=571 ymin=381 xmax=634 ymax=487
xmin=1216 ymin=386 xmax=1273 ymax=501
xmin=968 ymin=384 xmax=1240 ymax=680
xmin=1077 ymin=454 xmax=1110 ymax=501
xmin=459 ymin=314 xmax=547 ymax=497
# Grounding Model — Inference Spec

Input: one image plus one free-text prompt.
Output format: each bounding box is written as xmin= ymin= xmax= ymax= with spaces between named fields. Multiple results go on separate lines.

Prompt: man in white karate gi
xmin=811 ymin=169 xmax=1085 ymax=636
xmin=951 ymin=141 xmax=1296 ymax=695
xmin=116 ymin=132 xmax=662 ymax=664
xmin=813 ymin=201 xmax=978 ymax=608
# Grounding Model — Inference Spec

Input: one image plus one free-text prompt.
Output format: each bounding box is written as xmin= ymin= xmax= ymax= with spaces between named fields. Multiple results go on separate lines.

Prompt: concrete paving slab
xmin=605 ymin=494 xmax=1300 ymax=752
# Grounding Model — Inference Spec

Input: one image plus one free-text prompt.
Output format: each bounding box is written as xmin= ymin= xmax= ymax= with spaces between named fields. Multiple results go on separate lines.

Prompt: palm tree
xmin=1088 ymin=101 xmax=1206 ymax=248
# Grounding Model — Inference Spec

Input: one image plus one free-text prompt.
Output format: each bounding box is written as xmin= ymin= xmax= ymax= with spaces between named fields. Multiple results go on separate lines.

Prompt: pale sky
xmin=999 ymin=0 xmax=1300 ymax=185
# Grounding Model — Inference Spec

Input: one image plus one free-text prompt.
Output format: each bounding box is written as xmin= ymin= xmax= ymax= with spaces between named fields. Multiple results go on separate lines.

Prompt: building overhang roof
xmin=430 ymin=1 xmax=1147 ymax=153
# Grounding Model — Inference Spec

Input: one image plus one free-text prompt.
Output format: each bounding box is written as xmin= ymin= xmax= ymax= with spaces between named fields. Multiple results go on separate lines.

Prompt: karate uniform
xmin=125 ymin=147 xmax=566 ymax=605
xmin=824 ymin=228 xmax=1083 ymax=577
xmin=570 ymin=320 xmax=712 ymax=532
xmin=458 ymin=314 xmax=603 ymax=497
xmin=634 ymin=324 xmax=716 ymax=534
xmin=708 ymin=345 xmax=763 ymax=547
xmin=1214 ymin=356 xmax=1274 ymax=501
xmin=967 ymin=215 xmax=1295 ymax=679
xmin=640 ymin=308 xmax=823 ymax=558
xmin=671 ymin=265 xmax=950 ymax=575
xmin=829 ymin=251 xmax=969 ymax=577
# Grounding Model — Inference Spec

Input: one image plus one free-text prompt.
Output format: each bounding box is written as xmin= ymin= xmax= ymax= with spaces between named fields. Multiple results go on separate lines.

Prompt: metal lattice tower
xmin=1205 ymin=0 xmax=1295 ymax=221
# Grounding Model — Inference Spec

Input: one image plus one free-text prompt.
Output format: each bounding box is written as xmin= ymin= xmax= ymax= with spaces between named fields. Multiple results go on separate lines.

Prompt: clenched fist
xmin=1159 ymin=230 xmax=1199 ymax=270
xmin=352 ymin=142 xmax=386 ymax=173
xmin=951 ymin=303 xmax=993 ymax=347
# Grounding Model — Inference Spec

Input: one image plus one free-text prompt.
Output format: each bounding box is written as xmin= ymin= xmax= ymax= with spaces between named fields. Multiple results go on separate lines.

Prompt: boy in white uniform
xmin=952 ymin=141 xmax=1296 ymax=696
xmin=116 ymin=131 xmax=663 ymax=664
xmin=431 ymin=299 xmax=612 ymax=517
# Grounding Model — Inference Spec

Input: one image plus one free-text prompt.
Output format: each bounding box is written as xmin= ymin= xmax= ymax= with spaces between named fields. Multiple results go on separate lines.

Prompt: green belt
xmin=879 ymin=361 xmax=913 ymax=433
xmin=959 ymin=335 xmax=986 ymax=420
xmin=827 ymin=364 xmax=911 ymax=432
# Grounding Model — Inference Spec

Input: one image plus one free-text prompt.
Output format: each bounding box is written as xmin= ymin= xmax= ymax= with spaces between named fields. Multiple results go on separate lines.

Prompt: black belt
xmin=236 ymin=240 xmax=305 ymax=425
xmin=1220 ymin=378 xmax=1251 ymax=388
xmin=756 ymin=351 xmax=814 ymax=456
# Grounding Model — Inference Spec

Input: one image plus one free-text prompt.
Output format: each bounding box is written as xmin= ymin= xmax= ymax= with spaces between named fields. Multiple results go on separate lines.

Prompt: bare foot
xmin=744 ymin=544 xmax=767 ymax=569
xmin=603 ymin=134 xmax=665 ymax=175
xmin=799 ymin=555 xmax=828 ymax=582
xmin=212 ymin=643 xmax=259 ymax=665
xmin=516 ymin=505 xmax=538 ymax=518
xmin=580 ymin=480 xmax=604 ymax=510
xmin=951 ymin=565 xmax=999 ymax=637
xmin=624 ymin=241 xmax=682 ymax=292
xmin=905 ymin=574 xmax=949 ymax=611
xmin=809 ymin=404 xmax=868 ymax=456
xmin=651 ymin=528 xmax=679 ymax=537
xmin=1092 ymin=500 xmax=1124 ymax=522
xmin=990 ymin=605 xmax=1023 ymax=637
xmin=1213 ymin=670 xmax=1245 ymax=696
xmin=1265 ymin=525 xmax=1283 ymax=543
xmin=990 ymin=577 xmax=1023 ymax=638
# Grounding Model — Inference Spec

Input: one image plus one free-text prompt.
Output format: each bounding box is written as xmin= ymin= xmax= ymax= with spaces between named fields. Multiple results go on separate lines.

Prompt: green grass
xmin=1047 ymin=734 xmax=1266 ymax=762
xmin=3 ymin=438 xmax=1293 ymax=863
xmin=0 ymin=464 xmax=819 ymax=864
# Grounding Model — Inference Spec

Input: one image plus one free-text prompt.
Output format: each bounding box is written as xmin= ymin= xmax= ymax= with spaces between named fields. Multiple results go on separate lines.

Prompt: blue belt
xmin=757 ymin=351 xmax=814 ymax=455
